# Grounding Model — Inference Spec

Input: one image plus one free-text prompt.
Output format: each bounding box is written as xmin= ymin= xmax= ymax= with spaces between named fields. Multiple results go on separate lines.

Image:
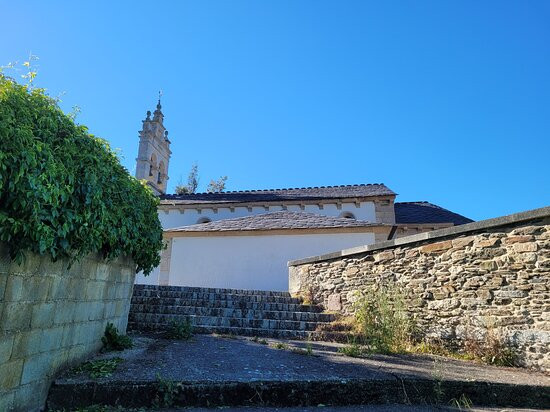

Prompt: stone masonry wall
xmin=289 ymin=208 xmax=550 ymax=371
xmin=0 ymin=243 xmax=136 ymax=412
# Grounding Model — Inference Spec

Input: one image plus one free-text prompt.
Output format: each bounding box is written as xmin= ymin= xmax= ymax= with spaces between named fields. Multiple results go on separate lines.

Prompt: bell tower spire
xmin=135 ymin=93 xmax=171 ymax=195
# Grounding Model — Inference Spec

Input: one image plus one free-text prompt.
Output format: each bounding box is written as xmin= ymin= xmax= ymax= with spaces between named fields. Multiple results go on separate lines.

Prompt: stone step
xmin=128 ymin=322 xmax=313 ymax=339
xmin=133 ymin=289 xmax=301 ymax=304
xmin=134 ymin=284 xmax=292 ymax=297
xmin=131 ymin=296 xmax=323 ymax=312
xmin=128 ymin=313 xmax=330 ymax=331
xmin=130 ymin=304 xmax=335 ymax=322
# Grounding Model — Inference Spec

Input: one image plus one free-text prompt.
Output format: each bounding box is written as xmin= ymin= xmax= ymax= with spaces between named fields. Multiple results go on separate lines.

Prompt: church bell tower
xmin=135 ymin=96 xmax=171 ymax=195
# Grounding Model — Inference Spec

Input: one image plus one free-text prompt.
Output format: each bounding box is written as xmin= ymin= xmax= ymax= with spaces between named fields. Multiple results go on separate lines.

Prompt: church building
xmin=134 ymin=101 xmax=472 ymax=291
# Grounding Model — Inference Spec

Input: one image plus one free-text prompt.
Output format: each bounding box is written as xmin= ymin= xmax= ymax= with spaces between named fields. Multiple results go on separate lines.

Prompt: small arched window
xmin=158 ymin=161 xmax=165 ymax=184
xmin=339 ymin=211 xmax=356 ymax=220
xmin=149 ymin=153 xmax=157 ymax=177
xmin=196 ymin=217 xmax=212 ymax=224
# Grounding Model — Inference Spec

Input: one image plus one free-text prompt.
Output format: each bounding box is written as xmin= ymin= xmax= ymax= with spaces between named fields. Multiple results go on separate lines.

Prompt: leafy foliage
xmin=353 ymin=285 xmax=413 ymax=353
xmin=206 ymin=175 xmax=228 ymax=193
xmin=175 ymin=163 xmax=199 ymax=194
xmin=0 ymin=75 xmax=163 ymax=274
xmin=101 ymin=323 xmax=133 ymax=351
xmin=165 ymin=318 xmax=193 ymax=340
xmin=74 ymin=358 xmax=123 ymax=379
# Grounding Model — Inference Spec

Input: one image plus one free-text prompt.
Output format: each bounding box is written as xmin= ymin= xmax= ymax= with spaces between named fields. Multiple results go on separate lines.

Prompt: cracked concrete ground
xmin=48 ymin=333 xmax=550 ymax=410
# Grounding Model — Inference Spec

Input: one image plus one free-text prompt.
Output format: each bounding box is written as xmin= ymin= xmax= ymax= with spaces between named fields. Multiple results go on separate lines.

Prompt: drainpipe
xmin=387 ymin=225 xmax=398 ymax=241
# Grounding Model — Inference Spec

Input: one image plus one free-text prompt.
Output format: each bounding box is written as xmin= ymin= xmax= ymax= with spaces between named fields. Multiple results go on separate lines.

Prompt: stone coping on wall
xmin=288 ymin=206 xmax=550 ymax=266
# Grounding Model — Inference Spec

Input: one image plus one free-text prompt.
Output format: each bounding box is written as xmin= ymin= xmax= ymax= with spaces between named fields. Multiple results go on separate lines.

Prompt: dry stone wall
xmin=289 ymin=208 xmax=550 ymax=371
xmin=0 ymin=244 xmax=135 ymax=412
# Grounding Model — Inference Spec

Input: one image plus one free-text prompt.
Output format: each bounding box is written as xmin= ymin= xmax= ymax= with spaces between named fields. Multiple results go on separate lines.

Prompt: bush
xmin=165 ymin=318 xmax=193 ymax=340
xmin=353 ymin=285 xmax=413 ymax=353
xmin=0 ymin=75 xmax=163 ymax=274
xmin=463 ymin=328 xmax=518 ymax=367
xmin=101 ymin=323 xmax=133 ymax=352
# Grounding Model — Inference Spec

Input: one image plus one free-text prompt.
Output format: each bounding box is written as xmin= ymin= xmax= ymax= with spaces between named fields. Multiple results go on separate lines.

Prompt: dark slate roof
xmin=395 ymin=202 xmax=473 ymax=225
xmin=160 ymin=184 xmax=395 ymax=205
xmin=167 ymin=211 xmax=384 ymax=233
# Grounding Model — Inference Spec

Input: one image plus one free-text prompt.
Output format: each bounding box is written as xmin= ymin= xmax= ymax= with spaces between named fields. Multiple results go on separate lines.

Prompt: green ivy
xmin=0 ymin=75 xmax=163 ymax=274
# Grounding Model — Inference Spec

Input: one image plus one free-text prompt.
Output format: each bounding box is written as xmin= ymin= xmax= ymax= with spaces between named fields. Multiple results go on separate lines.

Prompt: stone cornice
xmin=164 ymin=225 xmax=391 ymax=238
xmin=158 ymin=195 xmax=396 ymax=211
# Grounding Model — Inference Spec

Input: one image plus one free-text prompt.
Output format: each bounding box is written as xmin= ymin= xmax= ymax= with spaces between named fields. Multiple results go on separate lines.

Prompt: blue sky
xmin=2 ymin=1 xmax=549 ymax=220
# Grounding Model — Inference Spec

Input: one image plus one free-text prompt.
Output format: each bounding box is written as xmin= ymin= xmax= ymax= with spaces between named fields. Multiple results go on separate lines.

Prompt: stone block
xmin=452 ymin=236 xmax=475 ymax=249
xmin=73 ymin=302 xmax=92 ymax=323
xmin=31 ymin=302 xmax=55 ymax=328
xmin=54 ymin=301 xmax=76 ymax=325
xmin=494 ymin=289 xmax=527 ymax=299
xmin=420 ymin=241 xmax=452 ymax=254
xmin=0 ymin=272 xmax=7 ymax=301
xmin=0 ymin=390 xmax=14 ymax=412
xmin=327 ymin=294 xmax=342 ymax=311
xmin=21 ymin=352 xmax=54 ymax=385
xmin=96 ymin=263 xmax=110 ymax=281
xmin=505 ymin=235 xmax=534 ymax=244
xmin=61 ymin=325 xmax=77 ymax=347
xmin=513 ymin=242 xmax=538 ymax=253
xmin=427 ymin=299 xmax=459 ymax=311
xmin=24 ymin=276 xmax=51 ymax=302
xmin=510 ymin=225 xmax=541 ymax=235
xmin=0 ymin=359 xmax=23 ymax=391
xmin=0 ymin=302 xmax=32 ymax=332
xmin=10 ymin=254 xmax=41 ymax=275
xmin=11 ymin=329 xmax=43 ymax=359
xmin=48 ymin=277 xmax=70 ymax=301
xmin=480 ymin=260 xmax=498 ymax=271
xmin=87 ymin=301 xmax=105 ymax=321
xmin=520 ymin=253 xmax=538 ymax=263
xmin=4 ymin=275 xmax=23 ymax=302
xmin=374 ymin=250 xmax=394 ymax=262
xmin=13 ymin=380 xmax=49 ymax=412
xmin=0 ymin=335 xmax=14 ymax=361
xmin=40 ymin=326 xmax=65 ymax=353
xmin=343 ymin=267 xmax=359 ymax=277
xmin=474 ymin=238 xmax=500 ymax=248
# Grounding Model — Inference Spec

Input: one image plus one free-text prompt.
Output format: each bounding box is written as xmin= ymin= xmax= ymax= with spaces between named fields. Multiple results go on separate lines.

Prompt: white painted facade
xmin=135 ymin=231 xmax=376 ymax=291
xmin=159 ymin=201 xmax=376 ymax=229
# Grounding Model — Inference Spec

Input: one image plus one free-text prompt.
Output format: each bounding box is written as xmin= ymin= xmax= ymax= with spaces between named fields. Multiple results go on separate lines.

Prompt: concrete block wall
xmin=289 ymin=207 xmax=550 ymax=371
xmin=0 ymin=244 xmax=135 ymax=412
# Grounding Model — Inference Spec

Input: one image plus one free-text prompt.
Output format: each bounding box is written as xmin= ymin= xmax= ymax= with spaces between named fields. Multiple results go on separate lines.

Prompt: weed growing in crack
xmin=101 ymin=323 xmax=133 ymax=352
xmin=450 ymin=393 xmax=473 ymax=410
xmin=338 ymin=342 xmax=365 ymax=358
xmin=165 ymin=318 xmax=193 ymax=340
xmin=251 ymin=336 xmax=268 ymax=345
xmin=152 ymin=374 xmax=182 ymax=408
xmin=431 ymin=359 xmax=445 ymax=405
xmin=74 ymin=358 xmax=123 ymax=379
xmin=272 ymin=342 xmax=289 ymax=350
xmin=290 ymin=343 xmax=314 ymax=356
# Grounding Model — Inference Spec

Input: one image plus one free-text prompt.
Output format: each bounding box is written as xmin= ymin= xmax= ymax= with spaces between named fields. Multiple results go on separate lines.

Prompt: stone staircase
xmin=128 ymin=284 xmax=336 ymax=339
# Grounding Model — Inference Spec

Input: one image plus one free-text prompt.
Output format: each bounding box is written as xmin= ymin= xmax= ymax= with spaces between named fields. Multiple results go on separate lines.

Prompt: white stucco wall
xmin=136 ymin=231 xmax=376 ymax=291
xmin=159 ymin=202 xmax=376 ymax=229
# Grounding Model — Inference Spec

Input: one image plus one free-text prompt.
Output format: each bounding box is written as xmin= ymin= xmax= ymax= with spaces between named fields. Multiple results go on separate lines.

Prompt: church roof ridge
xmin=218 ymin=183 xmax=387 ymax=195
xmin=160 ymin=183 xmax=396 ymax=205
xmin=166 ymin=210 xmax=385 ymax=233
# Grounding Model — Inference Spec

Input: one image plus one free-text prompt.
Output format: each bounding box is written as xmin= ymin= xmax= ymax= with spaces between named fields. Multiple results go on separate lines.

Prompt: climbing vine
xmin=0 ymin=74 xmax=163 ymax=274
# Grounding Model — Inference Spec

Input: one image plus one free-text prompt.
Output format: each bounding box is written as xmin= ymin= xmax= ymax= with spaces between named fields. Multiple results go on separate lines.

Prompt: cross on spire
xmin=157 ymin=90 xmax=163 ymax=109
